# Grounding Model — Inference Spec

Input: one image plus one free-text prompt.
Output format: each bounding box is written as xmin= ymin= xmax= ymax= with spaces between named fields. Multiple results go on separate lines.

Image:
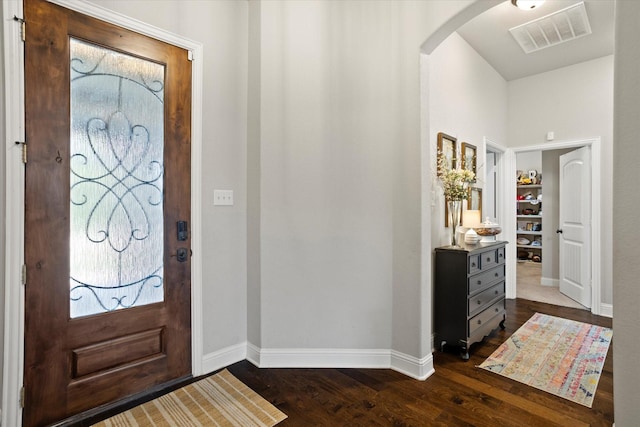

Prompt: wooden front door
xmin=23 ymin=1 xmax=192 ymax=425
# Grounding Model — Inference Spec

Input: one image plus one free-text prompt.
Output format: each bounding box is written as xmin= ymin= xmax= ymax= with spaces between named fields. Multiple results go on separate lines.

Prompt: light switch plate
xmin=213 ymin=189 xmax=234 ymax=206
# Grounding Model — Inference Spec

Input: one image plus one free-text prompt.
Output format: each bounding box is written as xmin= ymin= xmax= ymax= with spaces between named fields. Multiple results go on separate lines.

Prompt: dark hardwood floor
xmin=228 ymin=299 xmax=613 ymax=426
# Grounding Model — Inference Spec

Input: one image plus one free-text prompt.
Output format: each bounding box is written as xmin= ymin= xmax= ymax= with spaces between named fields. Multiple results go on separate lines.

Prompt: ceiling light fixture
xmin=511 ymin=0 xmax=545 ymax=10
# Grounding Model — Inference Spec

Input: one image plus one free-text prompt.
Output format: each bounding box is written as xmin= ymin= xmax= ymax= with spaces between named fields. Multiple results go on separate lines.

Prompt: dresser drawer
xmin=468 ymin=299 xmax=505 ymax=336
xmin=480 ymin=248 xmax=500 ymax=270
xmin=468 ymin=265 xmax=504 ymax=295
xmin=468 ymin=282 xmax=505 ymax=317
xmin=468 ymin=254 xmax=482 ymax=275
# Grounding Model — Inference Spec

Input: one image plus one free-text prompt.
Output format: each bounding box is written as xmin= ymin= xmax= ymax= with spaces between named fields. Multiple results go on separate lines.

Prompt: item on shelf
xmin=522 ymin=208 xmax=536 ymax=215
xmin=531 ymin=239 xmax=542 ymax=247
xmin=473 ymin=217 xmax=502 ymax=242
xmin=517 ymin=237 xmax=531 ymax=245
xmin=532 ymin=254 xmax=542 ymax=262
xmin=532 ymin=223 xmax=542 ymax=231
xmin=518 ymin=251 xmax=529 ymax=260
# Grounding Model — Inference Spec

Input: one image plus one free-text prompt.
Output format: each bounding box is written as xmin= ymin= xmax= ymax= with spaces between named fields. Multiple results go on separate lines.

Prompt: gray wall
xmin=613 ymin=0 xmax=640 ymax=422
xmin=428 ymin=32 xmax=508 ymax=247
xmin=252 ymin=0 xmax=473 ymax=357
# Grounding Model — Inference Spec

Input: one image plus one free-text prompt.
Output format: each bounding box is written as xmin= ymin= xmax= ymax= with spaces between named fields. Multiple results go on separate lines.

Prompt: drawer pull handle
xmin=495 ymin=272 xmax=499 ymax=277
xmin=477 ymin=319 xmax=482 ymax=325
xmin=477 ymin=280 xmax=482 ymax=285
xmin=471 ymin=262 xmax=476 ymax=267
xmin=499 ymin=253 xmax=504 ymax=258
xmin=477 ymin=300 xmax=481 ymax=305
xmin=495 ymin=308 xmax=500 ymax=313
xmin=495 ymin=290 xmax=499 ymax=295
xmin=487 ymin=257 xmax=491 ymax=262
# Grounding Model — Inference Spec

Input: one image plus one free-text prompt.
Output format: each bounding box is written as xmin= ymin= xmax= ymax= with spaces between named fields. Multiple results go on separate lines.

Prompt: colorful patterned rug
xmin=93 ymin=369 xmax=287 ymax=426
xmin=478 ymin=312 xmax=612 ymax=407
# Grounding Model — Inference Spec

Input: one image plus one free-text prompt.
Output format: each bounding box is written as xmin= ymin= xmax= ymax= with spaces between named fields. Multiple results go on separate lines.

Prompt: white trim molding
xmin=201 ymin=343 xmax=247 ymax=375
xmin=390 ymin=350 xmax=435 ymax=381
xmin=509 ymin=138 xmax=604 ymax=316
xmin=2 ymin=1 xmax=26 ymax=425
xmin=541 ymin=277 xmax=560 ymax=287
xmin=246 ymin=344 xmax=435 ymax=381
xmin=3 ymin=2 xmax=204 ymax=426
xmin=600 ymin=303 xmax=613 ymax=318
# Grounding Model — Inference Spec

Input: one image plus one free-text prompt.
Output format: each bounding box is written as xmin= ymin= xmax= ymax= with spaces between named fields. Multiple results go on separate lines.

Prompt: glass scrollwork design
xmin=69 ymin=38 xmax=165 ymax=318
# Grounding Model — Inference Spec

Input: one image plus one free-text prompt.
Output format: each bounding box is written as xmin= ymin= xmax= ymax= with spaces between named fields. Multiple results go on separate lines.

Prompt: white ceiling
xmin=457 ymin=0 xmax=615 ymax=81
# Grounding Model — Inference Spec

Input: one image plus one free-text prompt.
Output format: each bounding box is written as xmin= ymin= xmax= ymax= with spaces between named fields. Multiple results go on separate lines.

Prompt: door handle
xmin=176 ymin=247 xmax=189 ymax=262
xmin=556 ymin=229 xmax=563 ymax=234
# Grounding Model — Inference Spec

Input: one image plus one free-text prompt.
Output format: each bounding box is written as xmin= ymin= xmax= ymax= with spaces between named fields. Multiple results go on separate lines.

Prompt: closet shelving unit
xmin=516 ymin=184 xmax=542 ymax=261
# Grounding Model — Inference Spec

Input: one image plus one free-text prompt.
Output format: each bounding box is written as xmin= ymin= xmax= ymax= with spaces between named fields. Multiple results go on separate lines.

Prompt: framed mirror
xmin=461 ymin=142 xmax=477 ymax=177
xmin=437 ymin=132 xmax=456 ymax=175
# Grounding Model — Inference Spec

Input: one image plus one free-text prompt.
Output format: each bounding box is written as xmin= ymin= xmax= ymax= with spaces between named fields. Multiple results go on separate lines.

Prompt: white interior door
xmin=559 ymin=146 xmax=591 ymax=307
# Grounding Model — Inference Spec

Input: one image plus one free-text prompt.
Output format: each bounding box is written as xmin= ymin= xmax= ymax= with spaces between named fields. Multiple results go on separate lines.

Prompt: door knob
xmin=556 ymin=229 xmax=563 ymax=234
xmin=176 ymin=248 xmax=189 ymax=262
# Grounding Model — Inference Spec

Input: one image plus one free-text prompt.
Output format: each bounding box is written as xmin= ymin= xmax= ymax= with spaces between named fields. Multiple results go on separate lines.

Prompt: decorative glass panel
xmin=69 ymin=38 xmax=165 ymax=318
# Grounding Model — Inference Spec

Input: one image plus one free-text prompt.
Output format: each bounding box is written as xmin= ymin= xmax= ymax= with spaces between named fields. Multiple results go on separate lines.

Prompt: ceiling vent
xmin=509 ymin=2 xmax=592 ymax=54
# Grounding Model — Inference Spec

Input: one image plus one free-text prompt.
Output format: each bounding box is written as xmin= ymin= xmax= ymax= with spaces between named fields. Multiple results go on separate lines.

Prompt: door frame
xmin=2 ymin=1 xmax=204 ymax=425
xmin=506 ymin=137 xmax=602 ymax=316
xmin=484 ymin=138 xmax=515 ymax=303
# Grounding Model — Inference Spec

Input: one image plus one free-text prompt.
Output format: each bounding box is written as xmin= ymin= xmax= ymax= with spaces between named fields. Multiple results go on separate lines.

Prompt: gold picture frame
xmin=437 ymin=132 xmax=457 ymax=176
xmin=461 ymin=142 xmax=477 ymax=178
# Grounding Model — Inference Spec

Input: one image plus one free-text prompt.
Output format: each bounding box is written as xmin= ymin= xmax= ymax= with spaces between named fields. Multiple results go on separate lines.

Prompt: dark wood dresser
xmin=434 ymin=241 xmax=507 ymax=359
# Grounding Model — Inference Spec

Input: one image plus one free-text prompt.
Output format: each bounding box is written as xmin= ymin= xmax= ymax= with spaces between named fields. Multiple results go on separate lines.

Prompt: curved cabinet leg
xmin=461 ymin=350 xmax=470 ymax=361
xmin=500 ymin=315 xmax=506 ymax=330
xmin=440 ymin=340 xmax=447 ymax=352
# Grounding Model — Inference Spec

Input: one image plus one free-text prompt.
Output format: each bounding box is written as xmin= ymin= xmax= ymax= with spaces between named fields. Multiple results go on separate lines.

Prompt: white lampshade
xmin=463 ymin=210 xmax=481 ymax=228
xmin=511 ymin=0 xmax=545 ymax=10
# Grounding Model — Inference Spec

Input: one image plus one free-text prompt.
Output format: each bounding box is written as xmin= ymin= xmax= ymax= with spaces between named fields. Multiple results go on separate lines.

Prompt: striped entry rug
xmin=478 ymin=312 xmax=612 ymax=407
xmin=93 ymin=369 xmax=287 ymax=426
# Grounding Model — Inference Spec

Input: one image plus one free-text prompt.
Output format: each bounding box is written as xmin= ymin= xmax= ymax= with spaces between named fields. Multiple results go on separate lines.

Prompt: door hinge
xmin=21 ymin=264 xmax=27 ymax=286
xmin=15 ymin=141 xmax=26 ymax=163
xmin=19 ymin=386 xmax=25 ymax=408
xmin=13 ymin=16 xmax=25 ymax=42
xmin=187 ymin=50 xmax=194 ymax=61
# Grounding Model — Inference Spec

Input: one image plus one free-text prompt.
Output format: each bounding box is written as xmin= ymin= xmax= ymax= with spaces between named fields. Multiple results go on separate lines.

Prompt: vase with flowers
xmin=437 ymin=152 xmax=476 ymax=246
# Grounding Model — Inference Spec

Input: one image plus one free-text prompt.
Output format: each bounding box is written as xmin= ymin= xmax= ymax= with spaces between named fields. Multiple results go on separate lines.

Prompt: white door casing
xmin=507 ymin=138 xmax=602 ymax=316
xmin=559 ymin=146 xmax=592 ymax=307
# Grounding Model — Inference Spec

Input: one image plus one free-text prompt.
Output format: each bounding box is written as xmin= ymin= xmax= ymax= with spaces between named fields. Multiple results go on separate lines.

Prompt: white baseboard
xmin=246 ymin=342 xmax=261 ymax=367
xmin=204 ymin=342 xmax=435 ymax=381
xmin=599 ymin=303 xmax=613 ymax=318
xmin=246 ymin=344 xmax=434 ymax=381
xmin=201 ymin=342 xmax=247 ymax=375
xmin=255 ymin=347 xmax=391 ymax=368
xmin=390 ymin=350 xmax=435 ymax=380
xmin=541 ymin=277 xmax=559 ymax=287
